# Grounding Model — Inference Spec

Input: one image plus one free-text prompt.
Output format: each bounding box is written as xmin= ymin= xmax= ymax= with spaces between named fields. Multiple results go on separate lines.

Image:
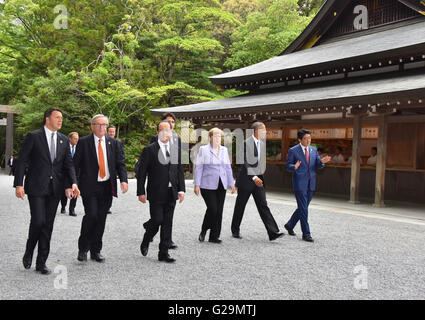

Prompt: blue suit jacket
xmin=286 ymin=144 xmax=324 ymax=192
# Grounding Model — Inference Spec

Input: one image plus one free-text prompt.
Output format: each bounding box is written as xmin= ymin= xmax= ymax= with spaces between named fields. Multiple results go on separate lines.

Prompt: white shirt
xmin=332 ymin=153 xmax=345 ymax=164
xmin=367 ymin=155 xmax=377 ymax=165
xmin=158 ymin=139 xmax=184 ymax=194
xmin=44 ymin=126 xmax=57 ymax=158
xmin=94 ymin=135 xmax=110 ymax=182
xmin=251 ymin=136 xmax=263 ymax=181
xmin=300 ymin=144 xmax=310 ymax=157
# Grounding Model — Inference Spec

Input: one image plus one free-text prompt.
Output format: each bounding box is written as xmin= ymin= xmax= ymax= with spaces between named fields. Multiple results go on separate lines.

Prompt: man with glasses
xmin=60 ymin=132 xmax=79 ymax=216
xmin=73 ymin=115 xmax=128 ymax=263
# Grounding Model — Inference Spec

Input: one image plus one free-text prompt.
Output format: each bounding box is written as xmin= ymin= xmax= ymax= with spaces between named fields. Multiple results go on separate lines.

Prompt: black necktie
xmin=165 ymin=145 xmax=170 ymax=158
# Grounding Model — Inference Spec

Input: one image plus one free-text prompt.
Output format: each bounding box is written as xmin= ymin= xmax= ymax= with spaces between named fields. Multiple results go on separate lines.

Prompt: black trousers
xmin=231 ymin=186 xmax=279 ymax=238
xmin=61 ymin=194 xmax=77 ymax=212
xmin=78 ymin=181 xmax=112 ymax=254
xmin=144 ymin=188 xmax=176 ymax=255
xmin=26 ymin=183 xmax=60 ymax=267
xmin=200 ymin=179 xmax=226 ymax=240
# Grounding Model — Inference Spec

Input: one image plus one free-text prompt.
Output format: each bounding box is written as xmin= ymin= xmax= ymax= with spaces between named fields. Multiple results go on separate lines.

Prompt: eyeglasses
xmin=93 ymin=123 xmax=108 ymax=127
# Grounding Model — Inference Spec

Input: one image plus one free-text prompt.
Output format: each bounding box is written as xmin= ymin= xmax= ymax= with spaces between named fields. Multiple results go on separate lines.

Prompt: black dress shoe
xmin=284 ymin=224 xmax=296 ymax=236
xmin=140 ymin=241 xmax=149 ymax=256
xmin=77 ymin=251 xmax=87 ymax=262
xmin=232 ymin=233 xmax=242 ymax=239
xmin=22 ymin=251 xmax=33 ymax=269
xmin=69 ymin=211 xmax=77 ymax=217
xmin=35 ymin=265 xmax=51 ymax=275
xmin=169 ymin=242 xmax=178 ymax=250
xmin=158 ymin=254 xmax=175 ymax=263
xmin=208 ymin=239 xmax=222 ymax=244
xmin=60 ymin=208 xmax=66 ymax=214
xmin=269 ymin=232 xmax=284 ymax=241
xmin=198 ymin=230 xmax=206 ymax=242
xmin=302 ymin=236 xmax=314 ymax=242
xmin=90 ymin=253 xmax=105 ymax=263
xmin=142 ymin=222 xmax=153 ymax=242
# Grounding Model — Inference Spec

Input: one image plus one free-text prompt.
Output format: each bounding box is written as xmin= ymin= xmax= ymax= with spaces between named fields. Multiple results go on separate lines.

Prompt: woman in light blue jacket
xmin=195 ymin=128 xmax=235 ymax=243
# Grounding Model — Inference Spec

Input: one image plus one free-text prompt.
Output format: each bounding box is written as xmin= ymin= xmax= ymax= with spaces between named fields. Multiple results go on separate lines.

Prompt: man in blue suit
xmin=284 ymin=129 xmax=331 ymax=242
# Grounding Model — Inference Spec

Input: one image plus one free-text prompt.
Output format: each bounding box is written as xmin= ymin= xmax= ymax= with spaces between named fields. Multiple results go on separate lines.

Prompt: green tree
xmin=224 ymin=0 xmax=312 ymax=71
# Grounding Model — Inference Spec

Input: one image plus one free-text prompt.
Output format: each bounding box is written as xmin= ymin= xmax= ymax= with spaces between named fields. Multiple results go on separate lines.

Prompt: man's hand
xmin=71 ymin=184 xmax=80 ymax=198
xmin=120 ymin=182 xmax=128 ymax=194
xmin=295 ymin=161 xmax=302 ymax=169
xmin=194 ymin=186 xmax=200 ymax=196
xmin=231 ymin=186 xmax=236 ymax=194
xmin=321 ymin=156 xmax=331 ymax=164
xmin=254 ymin=177 xmax=263 ymax=187
xmin=15 ymin=186 xmax=25 ymax=200
xmin=138 ymin=195 xmax=146 ymax=203
xmin=178 ymin=193 xmax=184 ymax=203
xmin=65 ymin=188 xmax=73 ymax=199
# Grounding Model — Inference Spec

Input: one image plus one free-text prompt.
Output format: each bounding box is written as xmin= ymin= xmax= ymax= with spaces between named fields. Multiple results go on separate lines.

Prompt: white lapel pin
xmin=60 ymin=140 xmax=63 ymax=144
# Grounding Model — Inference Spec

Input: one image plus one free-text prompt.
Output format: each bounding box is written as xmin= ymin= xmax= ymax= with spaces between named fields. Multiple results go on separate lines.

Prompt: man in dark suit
xmin=284 ymin=129 xmax=331 ymax=242
xmin=144 ymin=112 xmax=181 ymax=250
xmin=106 ymin=125 xmax=125 ymax=214
xmin=8 ymin=155 xmax=15 ymax=176
xmin=14 ymin=108 xmax=80 ymax=275
xmin=137 ymin=120 xmax=185 ymax=263
xmin=60 ymin=132 xmax=79 ymax=216
xmin=231 ymin=122 xmax=284 ymax=241
xmin=74 ymin=115 xmax=128 ymax=263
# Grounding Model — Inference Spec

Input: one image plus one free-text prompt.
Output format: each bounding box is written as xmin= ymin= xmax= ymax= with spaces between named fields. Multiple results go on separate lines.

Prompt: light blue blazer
xmin=195 ymin=144 xmax=235 ymax=190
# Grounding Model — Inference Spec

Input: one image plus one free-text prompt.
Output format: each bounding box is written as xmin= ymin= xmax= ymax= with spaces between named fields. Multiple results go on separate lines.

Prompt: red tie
xmin=305 ymin=147 xmax=310 ymax=166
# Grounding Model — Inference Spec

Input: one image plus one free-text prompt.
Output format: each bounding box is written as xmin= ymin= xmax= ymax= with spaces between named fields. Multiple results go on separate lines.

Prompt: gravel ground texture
xmin=0 ymin=173 xmax=424 ymax=300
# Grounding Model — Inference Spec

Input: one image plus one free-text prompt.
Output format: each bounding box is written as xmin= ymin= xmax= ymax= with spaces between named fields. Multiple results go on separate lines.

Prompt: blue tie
xmin=71 ymin=145 xmax=75 ymax=158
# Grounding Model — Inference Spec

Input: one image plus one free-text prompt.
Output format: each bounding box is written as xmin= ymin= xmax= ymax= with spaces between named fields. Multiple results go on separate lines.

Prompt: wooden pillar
xmin=349 ymin=114 xmax=362 ymax=204
xmin=5 ymin=113 xmax=14 ymax=170
xmin=374 ymin=115 xmax=388 ymax=207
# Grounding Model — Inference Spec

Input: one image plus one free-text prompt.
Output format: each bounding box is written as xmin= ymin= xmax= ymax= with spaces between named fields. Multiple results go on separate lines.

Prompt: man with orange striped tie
xmin=73 ymin=115 xmax=128 ymax=263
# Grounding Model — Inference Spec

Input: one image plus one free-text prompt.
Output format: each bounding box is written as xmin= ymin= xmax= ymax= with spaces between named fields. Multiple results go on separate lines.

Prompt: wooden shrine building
xmin=152 ymin=0 xmax=425 ymax=205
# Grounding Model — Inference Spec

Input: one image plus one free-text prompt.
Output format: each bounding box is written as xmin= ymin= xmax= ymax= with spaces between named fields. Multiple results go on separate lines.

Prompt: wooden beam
xmin=349 ymin=114 xmax=362 ymax=204
xmin=374 ymin=115 xmax=388 ymax=207
xmin=0 ymin=105 xmax=20 ymax=114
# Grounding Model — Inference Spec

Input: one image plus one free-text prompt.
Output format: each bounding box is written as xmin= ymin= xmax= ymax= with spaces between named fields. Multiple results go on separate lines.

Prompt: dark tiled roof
xmin=210 ymin=19 xmax=425 ymax=85
xmin=152 ymin=72 xmax=425 ymax=116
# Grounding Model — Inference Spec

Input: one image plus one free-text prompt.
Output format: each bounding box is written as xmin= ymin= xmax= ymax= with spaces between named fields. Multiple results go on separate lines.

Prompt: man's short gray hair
xmin=251 ymin=121 xmax=265 ymax=132
xmin=91 ymin=114 xmax=109 ymax=125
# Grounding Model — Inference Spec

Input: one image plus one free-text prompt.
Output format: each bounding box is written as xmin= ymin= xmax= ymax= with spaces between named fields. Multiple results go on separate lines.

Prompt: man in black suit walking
xmin=231 ymin=122 xmax=284 ymax=241
xmin=60 ymin=132 xmax=79 ymax=216
xmin=14 ymin=108 xmax=80 ymax=275
xmin=144 ymin=112 xmax=181 ymax=249
xmin=74 ymin=114 xmax=128 ymax=263
xmin=105 ymin=125 xmax=125 ymax=215
xmin=137 ymin=120 xmax=185 ymax=263
xmin=8 ymin=155 xmax=15 ymax=176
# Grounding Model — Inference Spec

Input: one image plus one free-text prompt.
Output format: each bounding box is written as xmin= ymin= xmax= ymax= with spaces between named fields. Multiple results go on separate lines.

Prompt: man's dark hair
xmin=297 ymin=129 xmax=311 ymax=140
xmin=251 ymin=122 xmax=265 ymax=132
xmin=337 ymin=146 xmax=343 ymax=152
xmin=44 ymin=108 xmax=63 ymax=124
xmin=107 ymin=125 xmax=116 ymax=131
xmin=157 ymin=120 xmax=171 ymax=131
xmin=161 ymin=112 xmax=176 ymax=121
xmin=372 ymin=147 xmax=377 ymax=152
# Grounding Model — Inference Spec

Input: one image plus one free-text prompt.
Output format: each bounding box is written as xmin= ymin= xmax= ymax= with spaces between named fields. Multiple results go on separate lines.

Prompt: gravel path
xmin=0 ymin=173 xmax=424 ymax=300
